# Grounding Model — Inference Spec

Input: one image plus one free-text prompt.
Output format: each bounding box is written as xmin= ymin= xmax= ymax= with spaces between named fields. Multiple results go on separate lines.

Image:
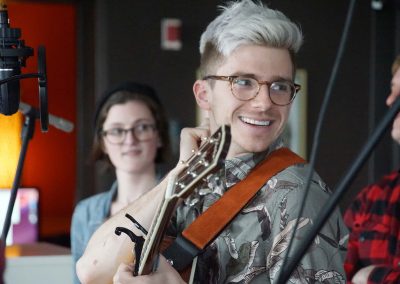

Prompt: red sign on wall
xmin=161 ymin=18 xmax=182 ymax=51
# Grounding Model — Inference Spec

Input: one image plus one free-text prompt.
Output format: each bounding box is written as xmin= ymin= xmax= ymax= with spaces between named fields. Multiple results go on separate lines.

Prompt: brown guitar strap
xmin=163 ymin=147 xmax=306 ymax=271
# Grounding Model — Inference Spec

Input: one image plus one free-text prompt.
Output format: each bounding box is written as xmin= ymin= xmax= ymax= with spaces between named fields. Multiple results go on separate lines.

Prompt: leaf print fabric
xmin=168 ymin=142 xmax=348 ymax=283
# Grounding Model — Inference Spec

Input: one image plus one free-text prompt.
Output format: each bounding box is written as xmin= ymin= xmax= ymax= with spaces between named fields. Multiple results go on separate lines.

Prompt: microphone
xmin=0 ymin=3 xmax=33 ymax=115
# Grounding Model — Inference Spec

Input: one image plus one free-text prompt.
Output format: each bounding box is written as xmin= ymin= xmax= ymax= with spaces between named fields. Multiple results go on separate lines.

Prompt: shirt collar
xmin=223 ymin=137 xmax=285 ymax=188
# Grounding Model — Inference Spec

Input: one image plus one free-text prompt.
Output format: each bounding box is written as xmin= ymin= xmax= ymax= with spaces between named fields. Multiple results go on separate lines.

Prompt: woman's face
xmin=101 ymin=100 xmax=160 ymax=174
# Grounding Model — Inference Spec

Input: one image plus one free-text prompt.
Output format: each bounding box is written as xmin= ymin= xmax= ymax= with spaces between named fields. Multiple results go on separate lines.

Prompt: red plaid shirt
xmin=344 ymin=169 xmax=400 ymax=284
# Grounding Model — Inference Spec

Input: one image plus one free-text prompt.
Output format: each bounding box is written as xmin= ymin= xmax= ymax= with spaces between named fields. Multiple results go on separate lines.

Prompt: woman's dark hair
xmin=91 ymin=81 xmax=170 ymax=168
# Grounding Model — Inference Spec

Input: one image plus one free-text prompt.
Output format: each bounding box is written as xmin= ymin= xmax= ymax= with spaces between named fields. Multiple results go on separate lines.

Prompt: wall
xmin=77 ymin=0 xmax=222 ymax=199
xmin=76 ymin=0 xmax=399 ymax=213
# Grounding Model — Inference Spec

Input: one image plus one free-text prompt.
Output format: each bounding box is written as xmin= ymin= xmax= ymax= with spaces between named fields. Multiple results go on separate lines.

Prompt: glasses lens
xmin=269 ymin=81 xmax=295 ymax=105
xmin=134 ymin=124 xmax=156 ymax=141
xmin=102 ymin=124 xmax=156 ymax=144
xmin=104 ymin=128 xmax=125 ymax=144
xmin=231 ymin=77 xmax=258 ymax=100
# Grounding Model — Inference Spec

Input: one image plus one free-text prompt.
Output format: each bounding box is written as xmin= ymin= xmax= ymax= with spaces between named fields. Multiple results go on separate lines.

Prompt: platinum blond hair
xmin=199 ymin=0 xmax=303 ymax=57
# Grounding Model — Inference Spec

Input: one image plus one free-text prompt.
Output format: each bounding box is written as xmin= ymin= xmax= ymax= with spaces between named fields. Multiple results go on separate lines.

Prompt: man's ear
xmin=193 ymin=80 xmax=211 ymax=111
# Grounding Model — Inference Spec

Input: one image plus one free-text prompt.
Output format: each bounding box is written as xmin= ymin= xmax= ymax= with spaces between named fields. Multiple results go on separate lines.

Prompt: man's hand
xmin=113 ymin=263 xmax=135 ymax=284
xmin=178 ymin=118 xmax=210 ymax=163
xmin=112 ymin=256 xmax=185 ymax=284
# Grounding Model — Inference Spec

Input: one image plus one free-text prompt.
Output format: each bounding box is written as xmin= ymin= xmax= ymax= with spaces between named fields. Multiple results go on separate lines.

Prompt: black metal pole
xmin=1 ymin=108 xmax=36 ymax=243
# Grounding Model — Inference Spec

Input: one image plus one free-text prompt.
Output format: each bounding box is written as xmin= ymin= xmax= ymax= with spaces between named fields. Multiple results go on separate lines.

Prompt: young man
xmin=77 ymin=1 xmax=348 ymax=283
xmin=344 ymin=56 xmax=400 ymax=284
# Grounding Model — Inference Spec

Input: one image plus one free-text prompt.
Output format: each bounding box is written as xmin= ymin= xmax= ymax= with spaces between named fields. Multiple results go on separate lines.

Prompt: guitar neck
xmin=137 ymin=125 xmax=231 ymax=276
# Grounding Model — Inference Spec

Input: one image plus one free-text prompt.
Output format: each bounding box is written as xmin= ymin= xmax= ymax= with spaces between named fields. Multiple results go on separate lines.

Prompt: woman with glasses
xmin=70 ymin=81 xmax=170 ymax=284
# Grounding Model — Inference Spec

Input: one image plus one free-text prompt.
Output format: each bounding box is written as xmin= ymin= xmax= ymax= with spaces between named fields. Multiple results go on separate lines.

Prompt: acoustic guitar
xmin=115 ymin=125 xmax=231 ymax=281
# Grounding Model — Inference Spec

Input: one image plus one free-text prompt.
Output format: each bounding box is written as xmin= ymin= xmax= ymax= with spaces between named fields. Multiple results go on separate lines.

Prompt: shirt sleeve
xmin=343 ymin=192 xmax=362 ymax=281
xmin=343 ymin=171 xmax=400 ymax=284
xmin=71 ymin=203 xmax=86 ymax=263
xmin=70 ymin=202 xmax=87 ymax=284
xmin=266 ymin=169 xmax=348 ymax=283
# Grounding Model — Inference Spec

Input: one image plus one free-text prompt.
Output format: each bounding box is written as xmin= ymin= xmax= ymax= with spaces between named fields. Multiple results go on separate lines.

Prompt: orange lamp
xmin=0 ymin=112 xmax=22 ymax=188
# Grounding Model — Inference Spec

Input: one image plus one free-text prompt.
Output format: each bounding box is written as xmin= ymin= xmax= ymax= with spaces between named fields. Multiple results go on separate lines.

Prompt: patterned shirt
xmin=344 ymin=169 xmax=400 ymax=284
xmin=169 ymin=143 xmax=348 ymax=283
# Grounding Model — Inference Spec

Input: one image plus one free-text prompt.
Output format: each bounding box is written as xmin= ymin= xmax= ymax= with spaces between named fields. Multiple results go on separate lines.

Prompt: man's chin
xmin=240 ymin=141 xmax=272 ymax=154
xmin=227 ymin=139 xmax=271 ymax=158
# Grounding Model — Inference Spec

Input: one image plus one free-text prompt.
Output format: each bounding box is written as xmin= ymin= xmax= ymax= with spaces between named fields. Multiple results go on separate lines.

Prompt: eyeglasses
xmin=101 ymin=123 xmax=157 ymax=144
xmin=203 ymin=75 xmax=301 ymax=106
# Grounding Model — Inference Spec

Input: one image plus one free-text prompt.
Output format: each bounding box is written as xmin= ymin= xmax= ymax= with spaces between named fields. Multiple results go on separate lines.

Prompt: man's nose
xmin=251 ymin=84 xmax=273 ymax=109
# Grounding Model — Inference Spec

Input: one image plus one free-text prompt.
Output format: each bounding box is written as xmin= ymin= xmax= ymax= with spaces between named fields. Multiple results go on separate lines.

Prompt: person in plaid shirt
xmin=344 ymin=56 xmax=400 ymax=284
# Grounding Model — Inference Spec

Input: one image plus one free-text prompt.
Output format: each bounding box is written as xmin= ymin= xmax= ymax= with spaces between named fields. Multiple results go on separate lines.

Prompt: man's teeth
xmin=241 ymin=117 xmax=271 ymax=126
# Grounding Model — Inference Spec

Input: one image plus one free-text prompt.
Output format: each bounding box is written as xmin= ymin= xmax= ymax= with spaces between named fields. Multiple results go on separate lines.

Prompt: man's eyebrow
xmin=230 ymin=72 xmax=293 ymax=82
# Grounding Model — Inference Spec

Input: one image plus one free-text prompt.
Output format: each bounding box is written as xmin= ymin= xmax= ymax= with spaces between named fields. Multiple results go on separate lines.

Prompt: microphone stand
xmin=0 ymin=106 xmax=37 ymax=243
xmin=277 ymin=96 xmax=400 ymax=284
